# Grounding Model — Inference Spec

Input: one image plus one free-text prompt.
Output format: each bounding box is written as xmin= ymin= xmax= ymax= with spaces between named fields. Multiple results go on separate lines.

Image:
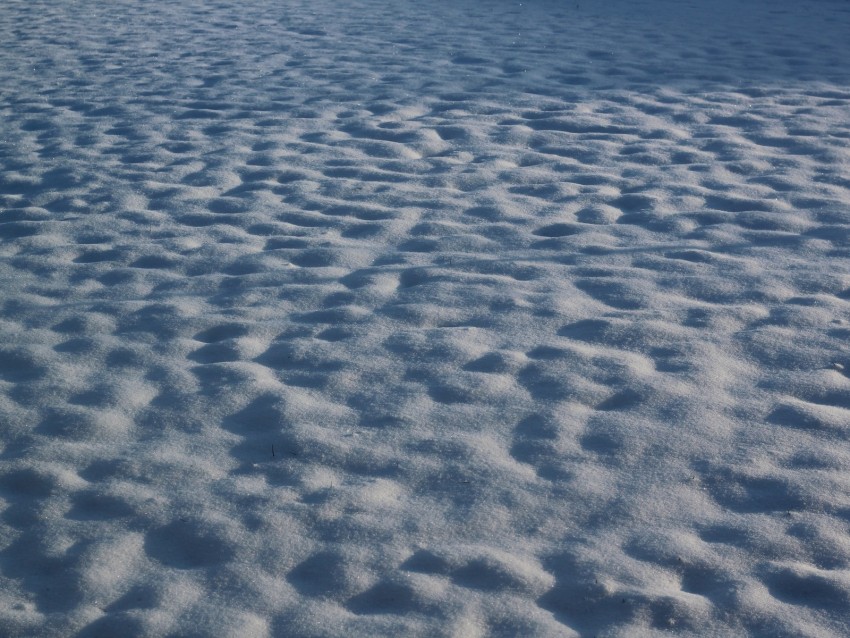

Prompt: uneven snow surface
xmin=2 ymin=0 xmax=850 ymax=636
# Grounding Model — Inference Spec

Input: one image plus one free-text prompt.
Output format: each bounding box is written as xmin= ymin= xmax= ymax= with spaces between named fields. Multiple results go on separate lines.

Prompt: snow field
xmin=1 ymin=0 xmax=850 ymax=636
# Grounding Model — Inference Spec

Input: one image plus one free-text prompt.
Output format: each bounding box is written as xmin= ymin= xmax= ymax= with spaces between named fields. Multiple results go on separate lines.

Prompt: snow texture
xmin=1 ymin=0 xmax=850 ymax=636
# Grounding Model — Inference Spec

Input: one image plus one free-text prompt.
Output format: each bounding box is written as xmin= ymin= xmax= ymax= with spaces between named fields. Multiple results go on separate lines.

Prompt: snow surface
xmin=2 ymin=0 xmax=850 ymax=635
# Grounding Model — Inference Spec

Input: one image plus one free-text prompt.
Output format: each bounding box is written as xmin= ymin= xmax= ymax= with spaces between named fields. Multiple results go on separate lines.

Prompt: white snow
xmin=1 ymin=0 xmax=850 ymax=636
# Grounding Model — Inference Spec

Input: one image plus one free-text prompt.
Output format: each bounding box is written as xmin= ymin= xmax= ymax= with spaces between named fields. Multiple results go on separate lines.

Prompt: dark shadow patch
xmin=144 ymin=520 xmax=234 ymax=569
xmin=766 ymin=567 xmax=850 ymax=610
xmin=596 ymin=389 xmax=642 ymax=412
xmin=346 ymin=581 xmax=418 ymax=615
xmin=533 ymin=223 xmax=580 ymax=238
xmin=287 ymin=551 xmax=352 ymax=598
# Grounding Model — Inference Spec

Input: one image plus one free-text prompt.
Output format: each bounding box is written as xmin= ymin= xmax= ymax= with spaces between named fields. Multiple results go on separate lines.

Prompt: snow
xmin=1 ymin=0 xmax=850 ymax=635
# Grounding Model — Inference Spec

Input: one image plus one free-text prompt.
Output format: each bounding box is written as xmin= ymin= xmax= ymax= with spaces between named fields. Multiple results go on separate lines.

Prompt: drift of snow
xmin=1 ymin=0 xmax=850 ymax=636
